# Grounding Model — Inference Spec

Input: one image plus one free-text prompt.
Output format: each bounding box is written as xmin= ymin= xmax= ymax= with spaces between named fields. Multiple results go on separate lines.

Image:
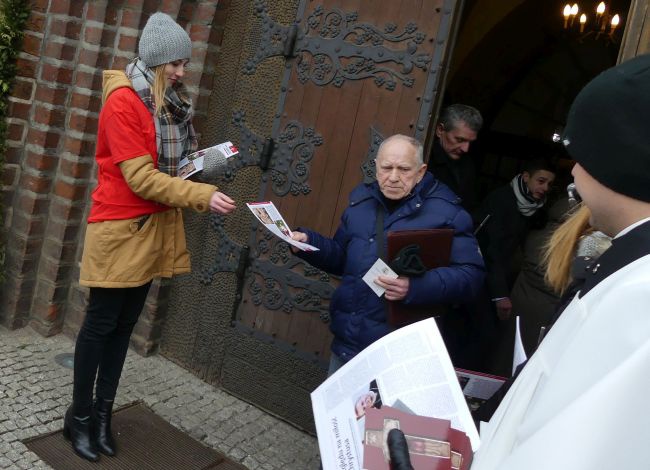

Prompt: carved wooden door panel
xmin=225 ymin=0 xmax=460 ymax=365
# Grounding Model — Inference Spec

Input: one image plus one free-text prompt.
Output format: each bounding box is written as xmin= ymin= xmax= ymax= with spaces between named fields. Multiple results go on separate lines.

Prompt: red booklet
xmin=386 ymin=229 xmax=454 ymax=326
xmin=363 ymin=406 xmax=468 ymax=470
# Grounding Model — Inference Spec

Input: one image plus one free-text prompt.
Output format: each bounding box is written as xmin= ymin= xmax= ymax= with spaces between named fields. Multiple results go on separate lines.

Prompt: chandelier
xmin=562 ymin=2 xmax=622 ymax=42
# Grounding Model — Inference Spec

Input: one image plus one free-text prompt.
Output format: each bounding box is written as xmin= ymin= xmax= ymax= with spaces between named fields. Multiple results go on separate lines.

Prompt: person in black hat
xmin=471 ymin=54 xmax=650 ymax=470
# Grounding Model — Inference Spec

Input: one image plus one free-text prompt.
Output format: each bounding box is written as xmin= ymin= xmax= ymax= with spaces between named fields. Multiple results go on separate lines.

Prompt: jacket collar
xmin=579 ymin=219 xmax=650 ymax=297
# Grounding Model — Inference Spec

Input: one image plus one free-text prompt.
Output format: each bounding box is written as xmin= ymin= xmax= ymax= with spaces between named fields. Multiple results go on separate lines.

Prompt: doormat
xmin=24 ymin=402 xmax=248 ymax=470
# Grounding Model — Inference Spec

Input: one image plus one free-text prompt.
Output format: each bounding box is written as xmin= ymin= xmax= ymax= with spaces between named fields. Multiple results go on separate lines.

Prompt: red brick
xmin=161 ymin=1 xmax=184 ymax=15
xmin=70 ymin=92 xmax=102 ymax=113
xmin=84 ymin=26 xmax=116 ymax=47
xmin=11 ymin=212 xmax=45 ymax=238
xmin=15 ymin=58 xmax=37 ymax=79
xmin=49 ymin=19 xmax=82 ymax=41
xmin=10 ymin=79 xmax=34 ymax=101
xmin=31 ymin=0 xmax=49 ymax=13
xmin=117 ymin=33 xmax=137 ymax=53
xmin=15 ymin=192 xmax=49 ymax=215
xmin=2 ymin=166 xmax=18 ymax=186
xmin=178 ymin=3 xmax=194 ymax=22
xmin=60 ymin=158 xmax=92 ymax=179
xmin=4 ymin=147 xmax=23 ymax=165
xmin=189 ymin=24 xmax=211 ymax=42
xmin=8 ymin=101 xmax=31 ymax=121
xmin=43 ymin=41 xmax=76 ymax=62
xmin=38 ymin=280 xmax=72 ymax=304
xmin=121 ymin=9 xmax=142 ymax=29
xmin=64 ymin=136 xmax=96 ymax=157
xmin=7 ymin=122 xmax=25 ymax=141
xmin=195 ymin=2 xmax=219 ymax=22
xmin=40 ymin=63 xmax=74 ymax=86
xmin=54 ymin=180 xmax=87 ymax=201
xmin=101 ymin=29 xmax=117 ymax=48
xmin=19 ymin=173 xmax=52 ymax=194
xmin=33 ymin=105 xmax=66 ymax=128
xmin=26 ymin=127 xmax=62 ymax=150
xmin=38 ymin=257 xmax=75 ymax=285
xmin=7 ymin=235 xmax=43 ymax=260
xmin=46 ymin=217 xmax=81 ymax=243
xmin=86 ymin=2 xmax=107 ymax=23
xmin=25 ymin=151 xmax=58 ymax=172
xmin=79 ymin=49 xmax=114 ymax=70
xmin=49 ymin=0 xmax=85 ymax=18
xmin=42 ymin=239 xmax=78 ymax=263
xmin=127 ymin=0 xmax=149 ymax=11
xmin=35 ymin=85 xmax=69 ymax=107
xmin=68 ymin=112 xmax=99 ymax=134
xmin=21 ymin=33 xmax=42 ymax=57
xmin=25 ymin=13 xmax=46 ymax=34
xmin=74 ymin=70 xmax=103 ymax=91
xmin=50 ymin=198 xmax=85 ymax=221
xmin=112 ymin=56 xmax=130 ymax=71
xmin=184 ymin=69 xmax=201 ymax=86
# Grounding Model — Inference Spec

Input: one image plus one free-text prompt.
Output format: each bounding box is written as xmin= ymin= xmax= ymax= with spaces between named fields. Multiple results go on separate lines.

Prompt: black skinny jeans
xmin=72 ymin=283 xmax=151 ymax=416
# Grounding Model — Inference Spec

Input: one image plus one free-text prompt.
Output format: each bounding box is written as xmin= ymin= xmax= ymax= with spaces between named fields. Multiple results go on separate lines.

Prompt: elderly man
xmin=472 ymin=55 xmax=650 ymax=469
xmin=292 ymin=134 xmax=484 ymax=374
xmin=427 ymin=104 xmax=483 ymax=210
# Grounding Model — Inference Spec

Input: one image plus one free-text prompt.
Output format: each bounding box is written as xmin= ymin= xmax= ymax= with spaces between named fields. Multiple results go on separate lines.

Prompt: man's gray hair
xmin=439 ymin=104 xmax=483 ymax=133
xmin=377 ymin=134 xmax=424 ymax=165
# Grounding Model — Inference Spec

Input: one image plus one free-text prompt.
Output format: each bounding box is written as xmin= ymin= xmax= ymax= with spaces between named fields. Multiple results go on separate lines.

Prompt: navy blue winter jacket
xmin=297 ymin=172 xmax=485 ymax=361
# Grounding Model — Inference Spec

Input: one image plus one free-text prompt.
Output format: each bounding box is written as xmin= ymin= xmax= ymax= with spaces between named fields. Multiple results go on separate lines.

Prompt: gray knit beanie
xmin=138 ymin=13 xmax=192 ymax=68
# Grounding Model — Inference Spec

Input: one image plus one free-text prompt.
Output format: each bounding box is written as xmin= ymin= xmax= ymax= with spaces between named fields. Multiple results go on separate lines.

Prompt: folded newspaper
xmin=312 ymin=318 xmax=480 ymax=470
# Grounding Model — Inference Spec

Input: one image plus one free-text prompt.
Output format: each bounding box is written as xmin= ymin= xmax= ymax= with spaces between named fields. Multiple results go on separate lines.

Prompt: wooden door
xmin=233 ymin=0 xmax=460 ymax=364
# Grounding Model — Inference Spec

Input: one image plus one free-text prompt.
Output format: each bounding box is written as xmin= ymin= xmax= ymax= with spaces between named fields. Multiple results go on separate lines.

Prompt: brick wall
xmin=1 ymin=0 xmax=229 ymax=353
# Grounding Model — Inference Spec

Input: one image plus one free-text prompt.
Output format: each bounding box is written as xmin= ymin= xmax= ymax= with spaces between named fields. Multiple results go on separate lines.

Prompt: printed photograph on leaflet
xmin=246 ymin=201 xmax=319 ymax=252
xmin=311 ymin=318 xmax=479 ymax=470
xmin=178 ymin=140 xmax=239 ymax=180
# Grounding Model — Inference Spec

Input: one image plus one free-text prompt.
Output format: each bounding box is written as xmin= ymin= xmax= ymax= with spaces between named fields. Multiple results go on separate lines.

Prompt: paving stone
xmin=0 ymin=326 xmax=320 ymax=469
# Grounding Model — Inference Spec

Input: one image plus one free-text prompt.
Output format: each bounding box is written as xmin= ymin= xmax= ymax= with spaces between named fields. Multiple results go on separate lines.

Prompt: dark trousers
xmin=72 ymin=283 xmax=151 ymax=416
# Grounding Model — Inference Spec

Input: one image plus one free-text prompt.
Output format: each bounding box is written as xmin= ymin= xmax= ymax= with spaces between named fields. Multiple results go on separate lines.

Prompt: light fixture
xmin=561 ymin=2 xmax=622 ymax=43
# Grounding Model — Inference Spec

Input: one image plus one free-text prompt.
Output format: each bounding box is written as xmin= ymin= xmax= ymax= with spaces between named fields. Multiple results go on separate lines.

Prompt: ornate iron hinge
xmin=244 ymin=1 xmax=432 ymax=91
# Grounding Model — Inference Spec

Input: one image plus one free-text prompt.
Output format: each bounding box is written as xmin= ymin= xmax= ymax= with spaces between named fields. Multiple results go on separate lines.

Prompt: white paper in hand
xmin=362 ymin=258 xmax=398 ymax=297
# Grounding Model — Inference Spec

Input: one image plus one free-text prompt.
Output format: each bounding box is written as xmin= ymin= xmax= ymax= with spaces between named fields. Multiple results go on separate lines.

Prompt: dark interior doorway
xmin=439 ymin=0 xmax=631 ymax=198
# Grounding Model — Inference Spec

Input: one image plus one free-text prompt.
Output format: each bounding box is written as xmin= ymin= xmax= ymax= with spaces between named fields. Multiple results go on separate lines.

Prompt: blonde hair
xmin=151 ymin=64 xmax=169 ymax=115
xmin=542 ymin=204 xmax=593 ymax=295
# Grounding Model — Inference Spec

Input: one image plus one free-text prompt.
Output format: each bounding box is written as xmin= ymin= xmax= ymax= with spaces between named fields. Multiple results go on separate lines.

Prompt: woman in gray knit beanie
xmin=63 ymin=12 xmax=236 ymax=462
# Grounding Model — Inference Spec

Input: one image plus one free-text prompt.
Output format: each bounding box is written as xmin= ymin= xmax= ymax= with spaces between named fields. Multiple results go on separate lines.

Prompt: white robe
xmin=471 ymin=253 xmax=650 ymax=470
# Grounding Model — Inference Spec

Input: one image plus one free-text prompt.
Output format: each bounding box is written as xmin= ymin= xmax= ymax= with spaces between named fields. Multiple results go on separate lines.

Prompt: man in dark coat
xmin=292 ymin=134 xmax=485 ymax=374
xmin=473 ymin=159 xmax=555 ymax=375
xmin=427 ymin=104 xmax=483 ymax=211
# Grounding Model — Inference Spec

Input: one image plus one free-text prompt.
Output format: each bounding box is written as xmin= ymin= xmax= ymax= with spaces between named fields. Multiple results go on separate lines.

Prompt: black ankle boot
xmin=63 ymin=406 xmax=100 ymax=462
xmin=93 ymin=398 xmax=116 ymax=456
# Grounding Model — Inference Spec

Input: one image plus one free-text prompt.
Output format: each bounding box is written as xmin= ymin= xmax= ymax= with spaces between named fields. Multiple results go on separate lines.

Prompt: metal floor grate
xmin=24 ymin=402 xmax=248 ymax=470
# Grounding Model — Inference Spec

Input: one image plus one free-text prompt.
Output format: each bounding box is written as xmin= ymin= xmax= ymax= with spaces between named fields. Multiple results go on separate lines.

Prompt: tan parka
xmin=79 ymin=71 xmax=218 ymax=288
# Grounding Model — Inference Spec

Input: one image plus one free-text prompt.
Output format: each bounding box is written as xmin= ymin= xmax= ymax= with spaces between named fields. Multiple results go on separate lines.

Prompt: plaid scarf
xmin=511 ymin=173 xmax=545 ymax=216
xmin=125 ymin=58 xmax=197 ymax=176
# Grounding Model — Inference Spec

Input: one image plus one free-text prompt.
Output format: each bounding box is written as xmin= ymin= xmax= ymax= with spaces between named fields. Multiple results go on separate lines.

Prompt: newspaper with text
xmin=312 ymin=318 xmax=479 ymax=470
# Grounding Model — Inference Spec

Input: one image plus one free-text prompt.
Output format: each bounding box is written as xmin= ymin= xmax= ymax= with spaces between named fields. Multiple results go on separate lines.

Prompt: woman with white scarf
xmin=63 ymin=13 xmax=235 ymax=462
